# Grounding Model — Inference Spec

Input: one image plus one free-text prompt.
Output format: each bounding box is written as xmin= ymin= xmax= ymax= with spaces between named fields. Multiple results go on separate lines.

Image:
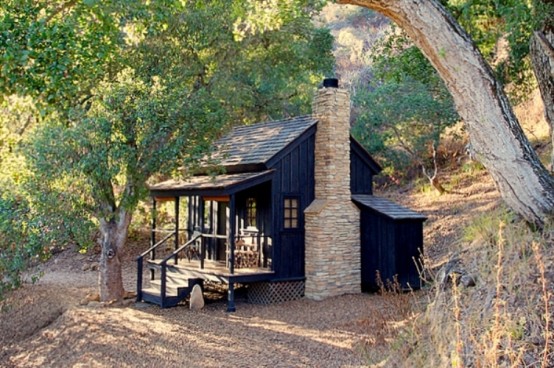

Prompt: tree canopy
xmin=0 ymin=0 xmax=334 ymax=298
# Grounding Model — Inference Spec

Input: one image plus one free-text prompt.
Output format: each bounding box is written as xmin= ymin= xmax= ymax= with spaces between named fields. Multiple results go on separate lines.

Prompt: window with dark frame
xmin=247 ymin=198 xmax=256 ymax=227
xmin=283 ymin=197 xmax=298 ymax=229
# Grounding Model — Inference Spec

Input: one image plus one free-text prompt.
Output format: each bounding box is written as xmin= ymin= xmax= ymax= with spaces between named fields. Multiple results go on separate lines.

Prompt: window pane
xmin=247 ymin=198 xmax=256 ymax=227
xmin=283 ymin=197 xmax=299 ymax=229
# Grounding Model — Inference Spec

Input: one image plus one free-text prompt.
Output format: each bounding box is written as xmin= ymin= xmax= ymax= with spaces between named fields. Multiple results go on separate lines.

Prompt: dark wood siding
xmin=360 ymin=208 xmax=424 ymax=291
xmin=269 ymin=133 xmax=315 ymax=279
xmin=350 ymin=148 xmax=374 ymax=195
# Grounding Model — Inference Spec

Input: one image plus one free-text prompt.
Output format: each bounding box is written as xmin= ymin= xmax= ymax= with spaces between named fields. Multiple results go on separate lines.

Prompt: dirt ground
xmin=0 ymin=243 xmax=387 ymax=368
xmin=0 ymin=168 xmax=500 ymax=368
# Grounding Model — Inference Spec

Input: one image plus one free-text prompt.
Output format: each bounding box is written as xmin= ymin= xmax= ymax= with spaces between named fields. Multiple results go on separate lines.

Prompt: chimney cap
xmin=323 ymin=78 xmax=339 ymax=88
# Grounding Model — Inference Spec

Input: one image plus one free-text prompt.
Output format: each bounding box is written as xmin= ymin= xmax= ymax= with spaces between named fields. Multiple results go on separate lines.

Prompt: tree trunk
xmin=339 ymin=0 xmax=554 ymax=227
xmin=530 ymin=29 xmax=554 ymax=170
xmin=98 ymin=209 xmax=132 ymax=302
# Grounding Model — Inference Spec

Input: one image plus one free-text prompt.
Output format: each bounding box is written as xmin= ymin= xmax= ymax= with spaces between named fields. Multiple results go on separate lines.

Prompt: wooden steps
xmin=137 ymin=260 xmax=203 ymax=308
xmin=138 ymin=255 xmax=273 ymax=308
xmin=149 ymin=279 xmax=188 ymax=295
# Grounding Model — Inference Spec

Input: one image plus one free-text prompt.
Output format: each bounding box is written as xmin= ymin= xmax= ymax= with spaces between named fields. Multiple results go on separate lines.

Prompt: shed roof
xmin=352 ymin=195 xmax=427 ymax=220
xmin=210 ymin=116 xmax=317 ymax=168
xmin=149 ymin=171 xmax=274 ymax=197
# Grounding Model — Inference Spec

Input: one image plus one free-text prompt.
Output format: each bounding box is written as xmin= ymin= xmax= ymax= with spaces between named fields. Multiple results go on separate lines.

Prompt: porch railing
xmin=137 ymin=230 xmax=270 ymax=304
xmin=136 ymin=231 xmax=175 ymax=302
xmin=157 ymin=232 xmax=202 ymax=305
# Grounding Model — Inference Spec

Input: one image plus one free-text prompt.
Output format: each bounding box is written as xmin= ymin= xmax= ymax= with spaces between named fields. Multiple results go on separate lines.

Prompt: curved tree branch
xmin=339 ymin=0 xmax=554 ymax=226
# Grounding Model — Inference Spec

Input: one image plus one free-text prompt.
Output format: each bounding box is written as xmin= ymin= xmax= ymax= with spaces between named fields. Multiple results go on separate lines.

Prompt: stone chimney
xmin=304 ymin=79 xmax=361 ymax=300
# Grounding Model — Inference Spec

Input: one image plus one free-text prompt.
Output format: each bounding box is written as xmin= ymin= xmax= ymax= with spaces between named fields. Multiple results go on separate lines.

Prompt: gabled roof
xmin=208 ymin=116 xmax=318 ymax=171
xmin=352 ymin=195 xmax=427 ymax=220
xmin=149 ymin=114 xmax=384 ymax=196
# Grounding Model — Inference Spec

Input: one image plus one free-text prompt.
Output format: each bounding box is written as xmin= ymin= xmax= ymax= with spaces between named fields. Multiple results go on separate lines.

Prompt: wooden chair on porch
xmin=231 ymin=227 xmax=260 ymax=269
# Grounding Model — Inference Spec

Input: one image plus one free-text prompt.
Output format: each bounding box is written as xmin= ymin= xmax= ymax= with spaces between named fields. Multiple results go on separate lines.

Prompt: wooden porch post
xmin=199 ymin=197 xmax=205 ymax=270
xmin=150 ymin=197 xmax=157 ymax=280
xmin=209 ymin=201 xmax=214 ymax=259
xmin=227 ymin=194 xmax=236 ymax=312
xmin=174 ymin=196 xmax=179 ymax=265
xmin=151 ymin=197 xmax=157 ymax=254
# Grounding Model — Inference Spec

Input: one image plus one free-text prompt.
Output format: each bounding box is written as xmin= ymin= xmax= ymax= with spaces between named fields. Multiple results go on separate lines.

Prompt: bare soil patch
xmin=379 ymin=167 xmax=501 ymax=266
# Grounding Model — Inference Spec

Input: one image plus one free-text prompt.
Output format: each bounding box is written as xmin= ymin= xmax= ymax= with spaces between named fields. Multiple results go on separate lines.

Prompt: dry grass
xmin=356 ymin=274 xmax=423 ymax=367
xmin=400 ymin=212 xmax=554 ymax=368
xmin=367 ymin=86 xmax=553 ymax=366
xmin=360 ymin=59 xmax=551 ymax=368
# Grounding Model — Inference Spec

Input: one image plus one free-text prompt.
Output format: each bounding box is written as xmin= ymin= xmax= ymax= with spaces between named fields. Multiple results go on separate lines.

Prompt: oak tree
xmin=2 ymin=0 xmax=333 ymax=300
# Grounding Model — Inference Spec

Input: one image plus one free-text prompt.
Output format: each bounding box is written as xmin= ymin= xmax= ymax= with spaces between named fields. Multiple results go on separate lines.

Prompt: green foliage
xmin=26 ymin=68 xmax=226 ymax=220
xmin=0 ymin=99 xmax=96 ymax=296
xmin=0 ymin=190 xmax=45 ymax=294
xmin=0 ymin=182 xmax=96 ymax=296
xmin=21 ymin=0 xmax=333 ymax=221
xmin=0 ymin=0 xmax=124 ymax=114
xmin=461 ymin=160 xmax=485 ymax=175
xmin=446 ymin=0 xmax=553 ymax=101
xmin=0 ymin=0 xmax=334 ymax=293
xmin=462 ymin=206 xmax=515 ymax=244
xmin=353 ymin=30 xmax=459 ymax=180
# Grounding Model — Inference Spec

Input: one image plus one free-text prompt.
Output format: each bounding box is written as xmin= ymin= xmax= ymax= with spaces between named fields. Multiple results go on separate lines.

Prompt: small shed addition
xmin=353 ymin=195 xmax=427 ymax=291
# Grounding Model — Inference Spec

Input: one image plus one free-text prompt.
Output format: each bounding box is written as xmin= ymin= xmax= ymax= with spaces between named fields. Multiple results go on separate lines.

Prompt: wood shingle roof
xmin=352 ymin=195 xmax=427 ymax=220
xmin=210 ymin=116 xmax=317 ymax=168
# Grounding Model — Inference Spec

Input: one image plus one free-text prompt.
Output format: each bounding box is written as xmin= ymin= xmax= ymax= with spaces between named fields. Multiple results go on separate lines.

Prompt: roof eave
xmin=150 ymin=170 xmax=274 ymax=198
xmin=352 ymin=195 xmax=427 ymax=221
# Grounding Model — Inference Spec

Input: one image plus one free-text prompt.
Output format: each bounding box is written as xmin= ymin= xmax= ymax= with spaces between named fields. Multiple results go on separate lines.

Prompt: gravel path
xmin=1 ymin=246 xmax=387 ymax=368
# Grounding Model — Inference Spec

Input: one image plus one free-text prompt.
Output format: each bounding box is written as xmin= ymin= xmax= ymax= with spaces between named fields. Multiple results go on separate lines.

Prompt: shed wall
xmin=360 ymin=209 xmax=424 ymax=291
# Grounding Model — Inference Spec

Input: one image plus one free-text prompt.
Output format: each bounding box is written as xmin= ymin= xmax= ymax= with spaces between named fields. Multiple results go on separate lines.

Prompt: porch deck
xmin=148 ymin=258 xmax=275 ymax=284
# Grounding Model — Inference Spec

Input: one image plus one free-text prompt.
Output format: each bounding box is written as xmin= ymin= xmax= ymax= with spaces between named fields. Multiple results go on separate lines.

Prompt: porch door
xmin=279 ymin=195 xmax=304 ymax=278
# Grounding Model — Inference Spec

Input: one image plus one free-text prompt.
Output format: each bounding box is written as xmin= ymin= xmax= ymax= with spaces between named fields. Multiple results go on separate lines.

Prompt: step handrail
xmin=138 ymin=232 xmax=175 ymax=259
xmin=137 ymin=231 xmax=175 ymax=303
xmin=158 ymin=231 xmax=202 ymax=304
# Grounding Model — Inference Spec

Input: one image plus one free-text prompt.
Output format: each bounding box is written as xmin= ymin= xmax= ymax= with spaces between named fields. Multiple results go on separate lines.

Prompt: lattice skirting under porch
xmin=247 ymin=280 xmax=305 ymax=304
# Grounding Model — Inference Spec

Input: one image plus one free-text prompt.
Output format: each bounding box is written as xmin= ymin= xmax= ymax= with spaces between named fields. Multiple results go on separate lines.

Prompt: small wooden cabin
xmin=137 ymin=80 xmax=426 ymax=310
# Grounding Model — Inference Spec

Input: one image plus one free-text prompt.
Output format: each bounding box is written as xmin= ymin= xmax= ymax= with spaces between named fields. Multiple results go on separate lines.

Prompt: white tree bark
xmin=339 ymin=0 xmax=554 ymax=227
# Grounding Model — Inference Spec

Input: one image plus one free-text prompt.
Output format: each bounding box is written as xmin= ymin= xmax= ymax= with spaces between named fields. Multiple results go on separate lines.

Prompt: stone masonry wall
xmin=304 ymin=86 xmax=361 ymax=300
